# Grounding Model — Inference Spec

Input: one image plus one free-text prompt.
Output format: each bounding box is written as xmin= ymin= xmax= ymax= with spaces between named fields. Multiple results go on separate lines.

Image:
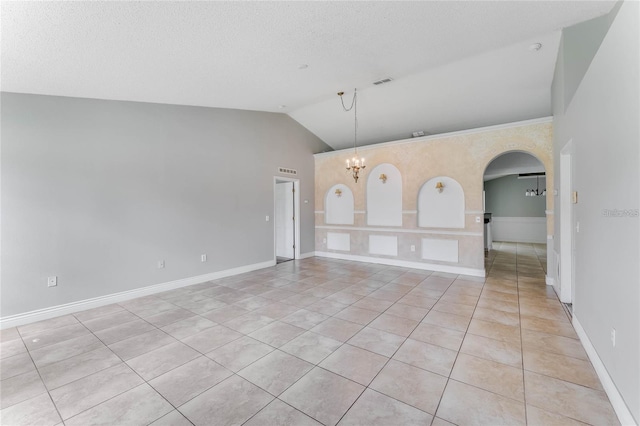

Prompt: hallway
xmin=0 ymin=243 xmax=618 ymax=425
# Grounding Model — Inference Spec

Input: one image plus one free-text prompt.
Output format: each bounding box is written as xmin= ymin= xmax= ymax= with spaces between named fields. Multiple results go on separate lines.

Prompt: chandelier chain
xmin=339 ymin=88 xmax=364 ymax=183
xmin=339 ymin=89 xmax=358 ymax=154
xmin=353 ymin=90 xmax=358 ymax=154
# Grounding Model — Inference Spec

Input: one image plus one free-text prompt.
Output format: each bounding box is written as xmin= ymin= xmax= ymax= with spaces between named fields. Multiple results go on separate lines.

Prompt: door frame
xmin=273 ymin=176 xmax=300 ymax=262
xmin=559 ymin=140 xmax=574 ymax=304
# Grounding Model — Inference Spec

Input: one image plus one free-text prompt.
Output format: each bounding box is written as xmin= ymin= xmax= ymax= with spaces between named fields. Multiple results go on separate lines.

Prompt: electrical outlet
xmin=157 ymin=260 xmax=165 ymax=269
xmin=410 ymin=245 xmax=416 ymax=252
xmin=611 ymin=328 xmax=616 ymax=347
xmin=265 ymin=215 xmax=270 ymax=222
xmin=201 ymin=254 xmax=207 ymax=262
xmin=323 ymin=238 xmax=327 ymax=244
xmin=47 ymin=276 xmax=57 ymax=287
xmin=475 ymin=216 xmax=481 ymax=223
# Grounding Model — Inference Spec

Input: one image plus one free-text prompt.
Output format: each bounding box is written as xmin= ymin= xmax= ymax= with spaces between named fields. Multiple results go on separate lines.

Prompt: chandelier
xmin=338 ymin=89 xmax=365 ymax=183
xmin=526 ymin=175 xmax=546 ymax=197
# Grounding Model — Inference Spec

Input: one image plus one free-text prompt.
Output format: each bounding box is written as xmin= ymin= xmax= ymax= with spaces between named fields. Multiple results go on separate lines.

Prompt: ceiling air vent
xmin=373 ymin=77 xmax=393 ymax=85
xmin=278 ymin=167 xmax=297 ymax=175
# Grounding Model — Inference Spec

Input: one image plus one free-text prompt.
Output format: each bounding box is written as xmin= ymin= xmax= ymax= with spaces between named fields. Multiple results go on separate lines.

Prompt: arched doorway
xmin=483 ymin=151 xmax=548 ymax=275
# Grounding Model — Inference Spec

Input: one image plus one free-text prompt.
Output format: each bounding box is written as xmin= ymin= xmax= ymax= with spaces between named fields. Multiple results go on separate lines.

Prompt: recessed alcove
xmin=325 ymin=184 xmax=354 ymax=225
xmin=367 ymin=163 xmax=402 ymax=226
xmin=418 ymin=176 xmax=465 ymax=228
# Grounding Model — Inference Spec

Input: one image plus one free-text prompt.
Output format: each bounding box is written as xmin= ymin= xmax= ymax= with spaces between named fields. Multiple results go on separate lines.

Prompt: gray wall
xmin=552 ymin=1 xmax=639 ymax=421
xmin=561 ymin=4 xmax=620 ymax=110
xmin=1 ymin=93 xmax=331 ymax=317
xmin=484 ymin=175 xmax=546 ymax=217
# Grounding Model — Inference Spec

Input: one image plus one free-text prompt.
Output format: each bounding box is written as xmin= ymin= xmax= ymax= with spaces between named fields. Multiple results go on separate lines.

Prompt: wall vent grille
xmin=278 ymin=167 xmax=297 ymax=175
xmin=373 ymin=77 xmax=393 ymax=85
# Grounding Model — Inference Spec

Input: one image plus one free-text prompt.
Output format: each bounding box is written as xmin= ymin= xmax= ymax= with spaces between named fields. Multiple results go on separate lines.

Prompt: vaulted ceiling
xmin=1 ymin=1 xmax=615 ymax=150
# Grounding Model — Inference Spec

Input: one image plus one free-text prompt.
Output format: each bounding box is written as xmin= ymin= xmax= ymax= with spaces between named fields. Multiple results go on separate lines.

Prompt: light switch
xmin=265 ymin=215 xmax=270 ymax=222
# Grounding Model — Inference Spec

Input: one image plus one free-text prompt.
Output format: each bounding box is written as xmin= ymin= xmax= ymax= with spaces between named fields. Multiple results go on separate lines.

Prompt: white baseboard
xmin=573 ymin=315 xmax=637 ymax=426
xmin=545 ymin=275 xmax=555 ymax=286
xmin=314 ymin=251 xmax=485 ymax=278
xmin=298 ymin=252 xmax=315 ymax=259
xmin=0 ymin=260 xmax=275 ymax=330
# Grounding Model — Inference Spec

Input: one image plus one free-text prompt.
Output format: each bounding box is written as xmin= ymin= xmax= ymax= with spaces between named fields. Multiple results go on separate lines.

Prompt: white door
xmin=275 ymin=181 xmax=294 ymax=259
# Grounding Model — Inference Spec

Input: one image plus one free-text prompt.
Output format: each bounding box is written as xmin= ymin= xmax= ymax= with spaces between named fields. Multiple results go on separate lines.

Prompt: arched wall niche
xmin=313 ymin=119 xmax=554 ymax=277
xmin=325 ymin=184 xmax=354 ymax=225
xmin=418 ymin=176 xmax=465 ymax=228
xmin=366 ymin=163 xmax=402 ymax=226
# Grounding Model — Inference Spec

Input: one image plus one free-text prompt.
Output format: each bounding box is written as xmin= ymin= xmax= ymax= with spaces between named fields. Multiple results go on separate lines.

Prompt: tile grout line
xmin=429 ymin=241 xmax=499 ymax=424
xmin=233 ymin=264 xmax=409 ymax=425
xmin=13 ymin=327 xmax=66 ymax=424
xmin=332 ymin=296 xmax=437 ymax=425
xmin=47 ymin=317 xmax=178 ymax=425
xmin=235 ymin=271 xmax=445 ymax=425
xmin=516 ymin=242 xmax=529 ymax=425
xmin=4 ymin=251 xmax=597 ymax=426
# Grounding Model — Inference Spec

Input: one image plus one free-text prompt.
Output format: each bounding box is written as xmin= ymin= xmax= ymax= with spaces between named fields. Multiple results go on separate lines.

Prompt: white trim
xmin=315 ymin=251 xmax=485 ymax=277
xmin=314 ymin=211 xmax=324 ymax=214
xmin=0 ymin=260 xmax=275 ymax=330
xmin=466 ymin=210 xmax=485 ymax=214
xmin=545 ymin=275 xmax=555 ymax=286
xmin=545 ymin=210 xmax=554 ymax=215
xmin=316 ymin=225 xmax=482 ymax=237
xmin=314 ymin=117 xmax=553 ymax=159
xmin=354 ymin=210 xmax=366 ymax=214
xmin=547 ymin=235 xmax=553 ymax=240
xmin=402 ymin=210 xmax=418 ymax=214
xmin=298 ymin=252 xmax=315 ymax=259
xmin=573 ymin=316 xmax=637 ymax=426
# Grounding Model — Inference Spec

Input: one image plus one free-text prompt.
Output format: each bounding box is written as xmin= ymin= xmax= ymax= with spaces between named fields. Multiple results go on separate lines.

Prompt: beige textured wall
xmin=314 ymin=119 xmax=554 ymax=275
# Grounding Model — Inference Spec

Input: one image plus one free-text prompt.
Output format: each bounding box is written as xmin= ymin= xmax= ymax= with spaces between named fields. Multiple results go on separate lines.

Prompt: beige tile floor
xmin=0 ymin=242 xmax=620 ymax=425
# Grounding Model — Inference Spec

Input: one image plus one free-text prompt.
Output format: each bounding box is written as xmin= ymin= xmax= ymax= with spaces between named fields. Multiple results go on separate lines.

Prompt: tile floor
xmin=0 ymin=242 xmax=619 ymax=425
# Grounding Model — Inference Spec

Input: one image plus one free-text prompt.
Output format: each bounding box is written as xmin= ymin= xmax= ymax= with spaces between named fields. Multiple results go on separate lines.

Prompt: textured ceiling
xmin=1 ymin=1 xmax=615 ymax=149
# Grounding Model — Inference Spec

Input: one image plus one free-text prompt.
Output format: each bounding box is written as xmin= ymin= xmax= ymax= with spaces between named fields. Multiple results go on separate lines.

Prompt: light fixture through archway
xmin=525 ymin=175 xmax=546 ymax=197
